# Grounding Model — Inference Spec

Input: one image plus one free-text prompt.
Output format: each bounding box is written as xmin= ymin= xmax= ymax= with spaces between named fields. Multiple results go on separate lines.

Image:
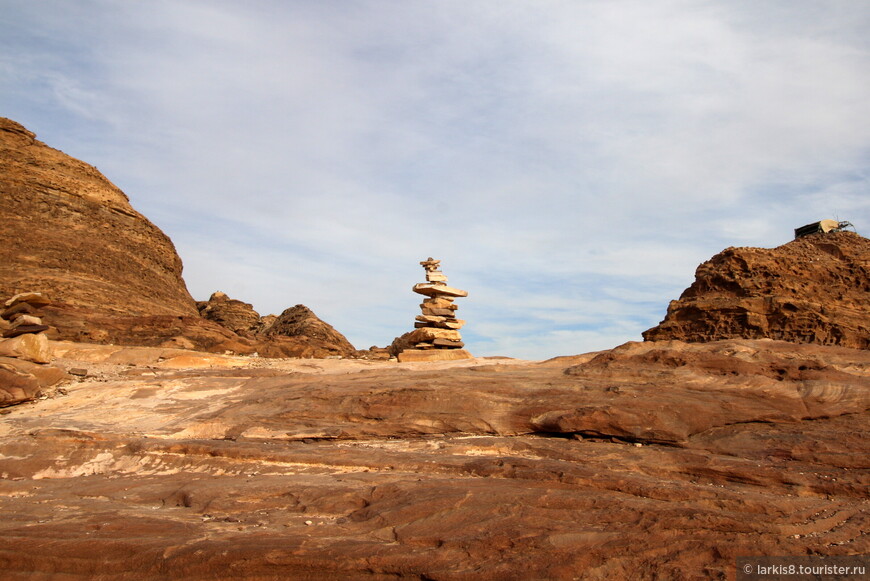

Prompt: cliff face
xmin=0 ymin=118 xmax=197 ymax=316
xmin=643 ymin=231 xmax=870 ymax=349
xmin=0 ymin=119 xmax=357 ymax=357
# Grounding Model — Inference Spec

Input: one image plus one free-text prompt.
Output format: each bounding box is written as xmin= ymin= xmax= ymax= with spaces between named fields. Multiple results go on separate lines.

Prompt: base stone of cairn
xmin=397 ymin=258 xmax=473 ymax=363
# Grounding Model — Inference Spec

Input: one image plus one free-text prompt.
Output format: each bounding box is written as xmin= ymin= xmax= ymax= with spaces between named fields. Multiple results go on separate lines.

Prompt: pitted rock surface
xmin=643 ymin=232 xmax=870 ymax=349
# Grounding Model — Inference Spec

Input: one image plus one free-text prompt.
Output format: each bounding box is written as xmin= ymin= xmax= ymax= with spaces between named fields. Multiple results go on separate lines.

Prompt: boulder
xmin=0 ymin=356 xmax=69 ymax=406
xmin=0 ymin=333 xmax=52 ymax=363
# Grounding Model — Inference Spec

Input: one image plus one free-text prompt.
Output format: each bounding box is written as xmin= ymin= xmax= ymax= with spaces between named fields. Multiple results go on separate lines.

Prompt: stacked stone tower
xmin=397 ymin=258 xmax=472 ymax=362
xmin=0 ymin=292 xmax=53 ymax=365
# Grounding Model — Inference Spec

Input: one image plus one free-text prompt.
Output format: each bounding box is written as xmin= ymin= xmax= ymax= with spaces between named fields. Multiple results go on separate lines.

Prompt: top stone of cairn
xmin=413 ymin=258 xmax=468 ymax=297
xmin=420 ymin=257 xmax=448 ymax=283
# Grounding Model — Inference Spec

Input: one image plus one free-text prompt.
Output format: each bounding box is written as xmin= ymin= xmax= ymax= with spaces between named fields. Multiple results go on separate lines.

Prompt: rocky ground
xmin=0 ymin=339 xmax=867 ymax=580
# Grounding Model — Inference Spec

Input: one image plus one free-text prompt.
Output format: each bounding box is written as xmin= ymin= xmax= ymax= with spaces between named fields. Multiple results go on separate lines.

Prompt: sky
xmin=1 ymin=1 xmax=868 ymax=359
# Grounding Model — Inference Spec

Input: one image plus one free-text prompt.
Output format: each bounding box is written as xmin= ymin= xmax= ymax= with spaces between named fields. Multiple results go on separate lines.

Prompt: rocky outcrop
xmin=0 ymin=119 xmax=356 ymax=358
xmin=0 ymin=118 xmax=198 ymax=317
xmin=0 ymin=339 xmax=866 ymax=578
xmin=263 ymin=304 xmax=356 ymax=357
xmin=643 ymin=231 xmax=870 ymax=349
xmin=195 ymin=296 xmax=358 ymax=358
xmin=197 ymin=292 xmax=263 ymax=336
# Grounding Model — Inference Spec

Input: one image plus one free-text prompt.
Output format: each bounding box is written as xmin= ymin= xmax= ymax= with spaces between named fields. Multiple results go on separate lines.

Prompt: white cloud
xmin=1 ymin=0 xmax=868 ymax=357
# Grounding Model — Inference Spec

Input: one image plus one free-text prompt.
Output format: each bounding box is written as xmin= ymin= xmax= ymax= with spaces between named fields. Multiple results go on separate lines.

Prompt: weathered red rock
xmin=263 ymin=304 xmax=356 ymax=357
xmin=0 ymin=338 xmax=865 ymax=578
xmin=643 ymin=231 xmax=870 ymax=349
xmin=197 ymin=291 xmax=263 ymax=336
xmin=0 ymin=119 xmax=358 ymax=359
xmin=0 ymin=118 xmax=199 ymax=317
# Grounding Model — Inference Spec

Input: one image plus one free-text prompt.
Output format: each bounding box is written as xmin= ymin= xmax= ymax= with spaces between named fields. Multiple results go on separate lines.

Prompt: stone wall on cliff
xmin=643 ymin=231 xmax=869 ymax=349
xmin=0 ymin=117 xmax=198 ymax=317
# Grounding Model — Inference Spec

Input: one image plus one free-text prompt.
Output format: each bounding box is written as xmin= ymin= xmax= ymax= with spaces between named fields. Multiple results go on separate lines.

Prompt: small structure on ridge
xmin=794 ymin=220 xmax=855 ymax=239
xmin=397 ymin=258 xmax=473 ymax=362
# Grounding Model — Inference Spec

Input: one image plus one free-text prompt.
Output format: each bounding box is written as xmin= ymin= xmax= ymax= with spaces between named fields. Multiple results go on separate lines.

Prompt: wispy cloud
xmin=2 ymin=0 xmax=868 ymax=357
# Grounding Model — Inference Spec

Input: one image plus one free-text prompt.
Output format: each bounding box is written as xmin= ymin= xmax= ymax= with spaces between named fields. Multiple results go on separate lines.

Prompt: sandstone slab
xmin=0 ymin=339 xmax=866 ymax=578
xmin=0 ymin=333 xmax=51 ymax=363
xmin=406 ymin=327 xmax=462 ymax=343
xmin=397 ymin=348 xmax=474 ymax=362
xmin=412 ymin=283 xmax=469 ymax=298
xmin=2 ymin=324 xmax=50 ymax=338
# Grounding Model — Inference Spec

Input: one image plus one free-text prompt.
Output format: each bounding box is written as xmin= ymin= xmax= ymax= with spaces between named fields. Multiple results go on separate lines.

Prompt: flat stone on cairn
xmin=398 ymin=258 xmax=473 ymax=362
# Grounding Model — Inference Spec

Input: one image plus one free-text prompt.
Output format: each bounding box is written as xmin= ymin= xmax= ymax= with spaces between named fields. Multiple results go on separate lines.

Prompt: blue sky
xmin=2 ymin=0 xmax=868 ymax=358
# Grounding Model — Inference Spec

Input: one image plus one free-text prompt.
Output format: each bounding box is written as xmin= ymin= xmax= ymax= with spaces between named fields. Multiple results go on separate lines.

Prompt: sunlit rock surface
xmin=0 ymin=339 xmax=866 ymax=579
xmin=644 ymin=231 xmax=870 ymax=349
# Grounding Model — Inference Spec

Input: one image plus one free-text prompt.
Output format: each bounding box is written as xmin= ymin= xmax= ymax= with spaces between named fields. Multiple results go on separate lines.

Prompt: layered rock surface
xmin=0 ymin=338 xmax=866 ymax=579
xmin=0 ymin=118 xmax=198 ymax=317
xmin=0 ymin=119 xmax=355 ymax=358
xmin=644 ymin=231 xmax=870 ymax=349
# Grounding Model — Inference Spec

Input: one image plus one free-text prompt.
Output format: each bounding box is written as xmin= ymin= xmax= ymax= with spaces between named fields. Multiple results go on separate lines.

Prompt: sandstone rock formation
xmin=197 ymin=291 xmax=263 ymax=336
xmin=643 ymin=231 xmax=870 ymax=349
xmin=0 ymin=338 xmax=866 ymax=578
xmin=0 ymin=118 xmax=356 ymax=359
xmin=0 ymin=117 xmax=198 ymax=317
xmin=262 ymin=304 xmax=356 ymax=358
xmin=398 ymin=258 xmax=472 ymax=362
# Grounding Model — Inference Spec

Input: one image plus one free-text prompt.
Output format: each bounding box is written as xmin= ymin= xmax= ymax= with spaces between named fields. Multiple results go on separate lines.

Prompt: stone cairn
xmin=0 ymin=292 xmax=54 ymax=367
xmin=397 ymin=258 xmax=472 ymax=362
xmin=1 ymin=292 xmax=51 ymax=339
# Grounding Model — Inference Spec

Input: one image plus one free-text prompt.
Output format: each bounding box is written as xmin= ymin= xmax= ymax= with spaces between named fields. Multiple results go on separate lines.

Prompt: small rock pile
xmin=398 ymin=258 xmax=472 ymax=362
xmin=0 ymin=292 xmax=69 ymax=407
xmin=2 ymin=292 xmax=51 ymax=339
